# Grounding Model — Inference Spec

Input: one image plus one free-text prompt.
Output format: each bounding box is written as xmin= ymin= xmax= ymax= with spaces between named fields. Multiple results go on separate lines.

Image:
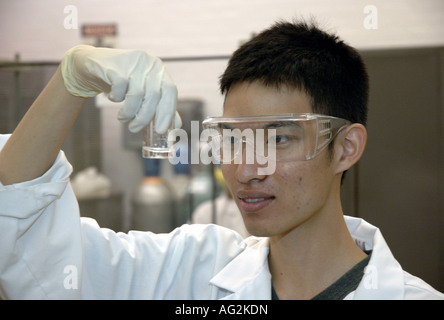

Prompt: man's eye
xmin=268 ymin=135 xmax=289 ymax=144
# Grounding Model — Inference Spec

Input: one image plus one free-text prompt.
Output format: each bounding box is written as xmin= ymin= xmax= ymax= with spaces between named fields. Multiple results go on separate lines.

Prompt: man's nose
xmin=234 ymin=140 xmax=267 ymax=183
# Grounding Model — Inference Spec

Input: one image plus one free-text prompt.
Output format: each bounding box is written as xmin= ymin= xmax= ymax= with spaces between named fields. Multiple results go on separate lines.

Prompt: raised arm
xmin=0 ymin=45 xmax=177 ymax=185
xmin=0 ymin=66 xmax=86 ymax=185
xmin=0 ymin=45 xmax=178 ymax=299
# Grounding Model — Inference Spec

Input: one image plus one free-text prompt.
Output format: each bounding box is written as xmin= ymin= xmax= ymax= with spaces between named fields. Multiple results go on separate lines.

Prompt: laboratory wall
xmin=1 ymin=0 xmax=443 ymax=292
xmin=1 ymin=0 xmax=444 ymax=117
xmin=340 ymin=48 xmax=444 ymax=292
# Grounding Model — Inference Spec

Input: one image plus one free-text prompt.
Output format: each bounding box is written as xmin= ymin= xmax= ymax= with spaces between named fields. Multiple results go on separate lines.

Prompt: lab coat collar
xmin=344 ymin=216 xmax=405 ymax=299
xmin=210 ymin=216 xmax=406 ymax=300
xmin=209 ymin=237 xmax=271 ymax=300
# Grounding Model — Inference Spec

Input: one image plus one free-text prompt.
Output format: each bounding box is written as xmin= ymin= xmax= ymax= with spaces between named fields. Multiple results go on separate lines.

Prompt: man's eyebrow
xmin=262 ymin=121 xmax=302 ymax=130
xmin=219 ymin=121 xmax=302 ymax=130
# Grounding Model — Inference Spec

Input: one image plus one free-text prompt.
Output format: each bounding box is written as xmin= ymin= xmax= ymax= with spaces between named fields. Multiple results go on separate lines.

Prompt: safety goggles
xmin=201 ymin=113 xmax=350 ymax=163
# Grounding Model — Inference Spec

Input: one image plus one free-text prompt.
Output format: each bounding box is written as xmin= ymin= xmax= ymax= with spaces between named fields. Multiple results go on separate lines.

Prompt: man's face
xmin=221 ymin=81 xmax=338 ymax=237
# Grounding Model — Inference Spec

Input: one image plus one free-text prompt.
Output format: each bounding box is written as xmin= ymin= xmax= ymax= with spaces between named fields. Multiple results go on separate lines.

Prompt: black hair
xmin=219 ymin=19 xmax=369 ymax=126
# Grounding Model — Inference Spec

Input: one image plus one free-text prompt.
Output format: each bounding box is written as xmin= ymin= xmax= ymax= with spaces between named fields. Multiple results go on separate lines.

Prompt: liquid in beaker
xmin=142 ymin=120 xmax=174 ymax=159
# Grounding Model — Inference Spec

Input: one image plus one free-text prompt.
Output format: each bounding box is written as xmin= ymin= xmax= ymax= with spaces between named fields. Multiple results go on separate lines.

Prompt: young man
xmin=0 ymin=20 xmax=442 ymax=300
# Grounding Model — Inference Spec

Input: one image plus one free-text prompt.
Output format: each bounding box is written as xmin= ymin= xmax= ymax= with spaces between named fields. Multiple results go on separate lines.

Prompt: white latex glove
xmin=61 ymin=45 xmax=179 ymax=133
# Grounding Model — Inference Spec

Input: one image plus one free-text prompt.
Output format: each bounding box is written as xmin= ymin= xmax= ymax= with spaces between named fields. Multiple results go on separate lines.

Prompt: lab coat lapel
xmin=211 ymin=216 xmax=406 ymax=300
xmin=210 ymin=237 xmax=271 ymax=300
xmin=344 ymin=216 xmax=405 ymax=299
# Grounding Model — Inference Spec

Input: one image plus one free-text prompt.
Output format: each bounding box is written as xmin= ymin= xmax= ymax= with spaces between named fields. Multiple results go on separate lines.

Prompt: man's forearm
xmin=0 ymin=66 xmax=87 ymax=185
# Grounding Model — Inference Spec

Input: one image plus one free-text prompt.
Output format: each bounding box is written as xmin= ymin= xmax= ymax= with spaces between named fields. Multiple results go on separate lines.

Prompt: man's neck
xmin=268 ymin=210 xmax=367 ymax=300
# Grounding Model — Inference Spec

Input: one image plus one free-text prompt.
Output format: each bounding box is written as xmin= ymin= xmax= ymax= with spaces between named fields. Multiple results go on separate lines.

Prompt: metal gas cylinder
xmin=131 ymin=159 xmax=175 ymax=233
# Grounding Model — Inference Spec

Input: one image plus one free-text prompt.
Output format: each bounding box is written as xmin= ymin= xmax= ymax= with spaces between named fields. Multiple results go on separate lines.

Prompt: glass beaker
xmin=142 ymin=120 xmax=174 ymax=159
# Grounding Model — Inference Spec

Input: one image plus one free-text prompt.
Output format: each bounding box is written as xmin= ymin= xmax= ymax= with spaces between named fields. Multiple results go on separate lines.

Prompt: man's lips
xmin=236 ymin=191 xmax=275 ymax=212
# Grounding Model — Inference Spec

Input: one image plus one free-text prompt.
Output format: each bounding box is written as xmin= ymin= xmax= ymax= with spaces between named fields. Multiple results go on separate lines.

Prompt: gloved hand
xmin=61 ymin=45 xmax=179 ymax=133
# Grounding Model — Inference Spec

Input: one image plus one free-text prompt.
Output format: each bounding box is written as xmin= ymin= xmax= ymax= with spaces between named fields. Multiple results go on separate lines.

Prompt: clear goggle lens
xmin=201 ymin=113 xmax=350 ymax=163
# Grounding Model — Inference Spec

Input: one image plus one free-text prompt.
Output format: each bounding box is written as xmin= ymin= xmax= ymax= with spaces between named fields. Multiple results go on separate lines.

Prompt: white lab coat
xmin=0 ymin=134 xmax=442 ymax=300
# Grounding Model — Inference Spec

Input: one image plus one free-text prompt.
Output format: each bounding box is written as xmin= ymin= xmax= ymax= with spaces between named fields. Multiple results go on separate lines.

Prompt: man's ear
xmin=334 ymin=123 xmax=367 ymax=174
